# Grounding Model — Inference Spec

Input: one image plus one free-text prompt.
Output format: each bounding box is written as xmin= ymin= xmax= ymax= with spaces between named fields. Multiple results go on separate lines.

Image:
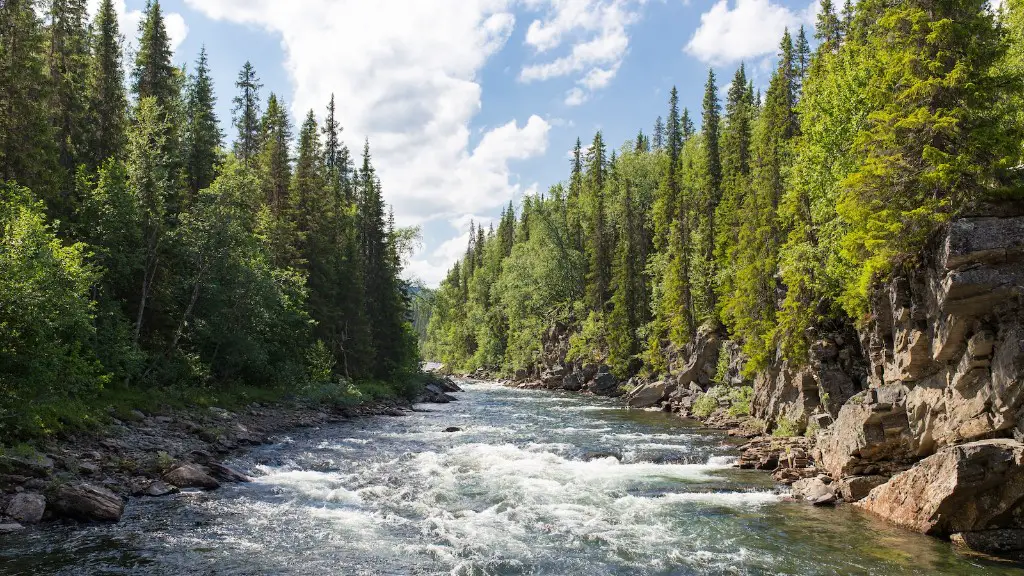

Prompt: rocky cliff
xmin=509 ymin=215 xmax=1024 ymax=557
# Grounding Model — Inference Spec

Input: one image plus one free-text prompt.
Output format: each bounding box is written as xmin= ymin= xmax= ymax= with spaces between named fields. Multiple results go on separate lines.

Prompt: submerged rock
xmin=443 ymin=427 xmax=462 ymax=433
xmin=131 ymin=479 xmax=179 ymax=497
xmin=857 ymin=439 xmax=1024 ymax=535
xmin=5 ymin=492 xmax=46 ymax=524
xmin=0 ymin=522 xmax=25 ymax=533
xmin=50 ymin=483 xmax=124 ymax=522
xmin=951 ymin=529 xmax=1024 ymax=555
xmin=207 ymin=462 xmax=252 ymax=483
xmin=163 ymin=463 xmax=221 ymax=490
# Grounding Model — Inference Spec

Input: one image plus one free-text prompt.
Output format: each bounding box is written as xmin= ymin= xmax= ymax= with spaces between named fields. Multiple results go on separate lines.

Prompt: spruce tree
xmin=816 ymin=0 xmax=841 ymax=47
xmin=183 ymin=47 xmax=222 ymax=195
xmin=86 ymin=0 xmax=127 ymax=170
xmin=259 ymin=93 xmax=292 ymax=214
xmin=584 ymin=131 xmax=610 ymax=313
xmin=652 ymin=116 xmax=665 ymax=150
xmin=132 ymin=0 xmax=177 ymax=108
xmin=0 ymin=0 xmax=59 ymax=202
xmin=701 ymin=69 xmax=722 ymax=317
xmin=232 ymin=62 xmax=262 ymax=166
xmin=47 ymin=0 xmax=92 ymax=205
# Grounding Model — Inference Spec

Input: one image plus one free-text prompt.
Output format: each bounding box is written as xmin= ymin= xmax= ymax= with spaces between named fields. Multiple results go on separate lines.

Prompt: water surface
xmin=2 ymin=381 xmax=1021 ymax=575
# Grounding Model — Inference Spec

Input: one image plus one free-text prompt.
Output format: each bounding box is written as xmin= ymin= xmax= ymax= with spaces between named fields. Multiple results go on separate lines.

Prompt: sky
xmin=90 ymin=0 xmax=820 ymax=287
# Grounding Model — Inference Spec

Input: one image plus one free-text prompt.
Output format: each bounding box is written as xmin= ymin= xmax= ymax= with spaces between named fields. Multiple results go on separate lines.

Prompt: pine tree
xmin=132 ymin=0 xmax=177 ymax=108
xmin=568 ymin=137 xmax=585 ymax=255
xmin=0 ymin=0 xmax=59 ymax=201
xmin=607 ymin=180 xmax=643 ymax=376
xmin=86 ymin=0 xmax=127 ymax=170
xmin=259 ymin=93 xmax=292 ymax=214
xmin=701 ymin=69 xmax=722 ymax=317
xmin=794 ymin=26 xmax=811 ymax=92
xmin=183 ymin=47 xmax=222 ymax=196
xmin=816 ymin=0 xmax=841 ymax=47
xmin=584 ymin=131 xmax=610 ymax=312
xmin=232 ymin=62 xmax=262 ymax=166
xmin=681 ymin=108 xmax=695 ymax=141
xmin=652 ymin=116 xmax=665 ymax=150
xmin=47 ymin=0 xmax=92 ymax=207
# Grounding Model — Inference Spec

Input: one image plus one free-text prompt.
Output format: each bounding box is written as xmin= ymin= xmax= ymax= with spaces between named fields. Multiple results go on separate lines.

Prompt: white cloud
xmin=185 ymin=0 xmax=553 ymax=286
xmin=520 ymin=0 xmax=644 ymax=104
xmin=565 ymin=87 xmax=587 ymax=106
xmin=685 ymin=0 xmax=811 ymax=65
xmin=87 ymin=0 xmax=188 ymax=57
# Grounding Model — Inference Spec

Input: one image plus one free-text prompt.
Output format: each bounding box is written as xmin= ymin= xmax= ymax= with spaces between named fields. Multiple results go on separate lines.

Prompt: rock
xmin=163 ymin=463 xmax=221 ymax=490
xmin=791 ymin=477 xmax=837 ymax=506
xmin=443 ymin=427 xmax=462 ymax=433
xmin=835 ymin=475 xmax=888 ymax=502
xmin=857 ymin=439 xmax=1024 ymax=535
xmin=951 ymin=529 xmax=1024 ymax=555
xmin=773 ymin=467 xmax=820 ymax=485
xmin=5 ymin=493 xmax=46 ymax=524
xmin=584 ymin=451 xmax=622 ymax=461
xmin=78 ymin=461 xmax=100 ymax=476
xmin=0 ymin=523 xmax=24 ymax=533
xmin=816 ymin=386 xmax=919 ymax=479
xmin=207 ymin=462 xmax=252 ymax=483
xmin=50 ymin=483 xmax=124 ymax=522
xmin=588 ymin=373 xmax=620 ymax=396
xmin=626 ymin=380 xmax=670 ymax=408
xmin=131 ymin=479 xmax=179 ymax=497
xmin=0 ymin=453 xmax=55 ymax=478
xmin=561 ymin=372 xmax=585 ymax=392
xmin=437 ymin=377 xmax=463 ymax=393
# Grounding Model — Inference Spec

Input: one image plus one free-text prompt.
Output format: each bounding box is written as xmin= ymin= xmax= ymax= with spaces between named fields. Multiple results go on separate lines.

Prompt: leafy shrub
xmin=692 ymin=393 xmax=719 ymax=419
xmin=772 ymin=416 xmax=801 ymax=437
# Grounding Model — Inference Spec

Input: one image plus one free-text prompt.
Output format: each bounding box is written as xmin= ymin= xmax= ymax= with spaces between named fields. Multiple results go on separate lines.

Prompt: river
xmin=2 ymin=380 xmax=1021 ymax=575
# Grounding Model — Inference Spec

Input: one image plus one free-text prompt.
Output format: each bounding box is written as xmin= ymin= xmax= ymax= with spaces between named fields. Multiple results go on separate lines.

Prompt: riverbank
xmin=0 ymin=376 xmax=462 ymax=531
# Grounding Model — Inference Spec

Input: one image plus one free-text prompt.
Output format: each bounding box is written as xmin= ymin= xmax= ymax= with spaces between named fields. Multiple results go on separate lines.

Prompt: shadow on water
xmin=2 ymin=381 xmax=1023 ymax=575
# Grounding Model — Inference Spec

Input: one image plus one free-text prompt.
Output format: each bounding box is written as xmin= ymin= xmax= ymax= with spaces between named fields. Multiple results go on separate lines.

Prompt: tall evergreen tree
xmin=86 ymin=0 xmax=127 ymax=170
xmin=584 ymin=131 xmax=610 ymax=312
xmin=47 ymin=0 xmax=91 ymax=206
xmin=258 ymin=93 xmax=292 ymax=214
xmin=131 ymin=0 xmax=176 ymax=108
xmin=701 ymin=69 xmax=722 ymax=317
xmin=816 ymin=0 xmax=841 ymax=47
xmin=183 ymin=47 xmax=222 ymax=196
xmin=232 ymin=61 xmax=262 ymax=166
xmin=0 ymin=0 xmax=59 ymax=201
xmin=652 ymin=116 xmax=665 ymax=150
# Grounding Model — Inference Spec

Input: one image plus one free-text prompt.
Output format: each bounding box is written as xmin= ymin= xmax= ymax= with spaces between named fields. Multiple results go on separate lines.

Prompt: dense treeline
xmin=426 ymin=0 xmax=1024 ymax=379
xmin=0 ymin=0 xmax=419 ymax=439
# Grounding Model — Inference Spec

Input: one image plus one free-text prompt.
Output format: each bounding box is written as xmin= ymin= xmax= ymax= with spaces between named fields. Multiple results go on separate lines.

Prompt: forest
xmin=425 ymin=0 xmax=1024 ymax=381
xmin=0 ymin=0 xmax=420 ymax=440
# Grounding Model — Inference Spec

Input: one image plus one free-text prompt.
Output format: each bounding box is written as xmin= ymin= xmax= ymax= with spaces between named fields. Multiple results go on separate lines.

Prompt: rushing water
xmin=2 ymin=381 xmax=1022 ymax=575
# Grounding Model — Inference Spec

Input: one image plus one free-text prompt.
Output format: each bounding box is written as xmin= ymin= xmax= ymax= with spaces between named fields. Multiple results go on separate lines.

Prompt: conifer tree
xmin=132 ymin=0 xmax=177 ymax=108
xmin=183 ymin=47 xmax=222 ymax=196
xmin=816 ymin=0 xmax=841 ymax=47
xmin=232 ymin=62 xmax=262 ymax=166
xmin=584 ymin=131 xmax=610 ymax=312
xmin=607 ymin=180 xmax=643 ymax=376
xmin=259 ymin=93 xmax=292 ymax=214
xmin=701 ymin=69 xmax=722 ymax=317
xmin=86 ymin=0 xmax=127 ymax=170
xmin=0 ymin=0 xmax=59 ymax=202
xmin=47 ymin=0 xmax=92 ymax=204
xmin=652 ymin=116 xmax=665 ymax=150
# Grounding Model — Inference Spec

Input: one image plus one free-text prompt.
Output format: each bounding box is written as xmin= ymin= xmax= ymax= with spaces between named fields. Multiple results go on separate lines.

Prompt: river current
xmin=2 ymin=380 xmax=1021 ymax=575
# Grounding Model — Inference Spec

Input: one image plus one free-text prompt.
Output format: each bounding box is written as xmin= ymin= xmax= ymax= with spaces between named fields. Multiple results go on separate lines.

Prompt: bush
xmin=773 ymin=416 xmax=801 ymax=437
xmin=726 ymin=386 xmax=754 ymax=417
xmin=692 ymin=393 xmax=719 ymax=419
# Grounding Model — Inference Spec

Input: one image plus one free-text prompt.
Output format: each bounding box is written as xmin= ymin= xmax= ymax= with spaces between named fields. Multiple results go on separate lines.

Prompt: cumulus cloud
xmin=685 ymin=0 xmax=812 ymax=65
xmin=520 ymin=0 xmax=644 ymax=104
xmin=184 ymin=0 xmax=555 ymax=285
xmin=87 ymin=0 xmax=188 ymax=56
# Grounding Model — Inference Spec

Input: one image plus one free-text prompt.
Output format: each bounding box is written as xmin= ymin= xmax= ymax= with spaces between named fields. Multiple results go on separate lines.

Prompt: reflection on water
xmin=2 ymin=381 xmax=1022 ymax=575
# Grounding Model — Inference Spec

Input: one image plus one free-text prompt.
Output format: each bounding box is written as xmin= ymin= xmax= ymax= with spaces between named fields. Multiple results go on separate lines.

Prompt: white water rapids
xmin=1 ymin=381 xmax=1018 ymax=575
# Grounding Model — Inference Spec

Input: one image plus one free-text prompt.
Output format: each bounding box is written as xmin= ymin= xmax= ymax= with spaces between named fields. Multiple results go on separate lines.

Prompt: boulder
xmin=626 ymin=380 xmax=670 ymax=409
xmin=0 ymin=453 xmax=54 ymax=478
xmin=816 ymin=386 xmax=919 ymax=478
xmin=561 ymin=372 xmax=585 ymax=392
xmin=856 ymin=439 xmax=1024 ymax=535
xmin=50 ymin=483 xmax=124 ymax=522
xmin=131 ymin=479 xmax=179 ymax=497
xmin=163 ymin=463 xmax=221 ymax=490
xmin=207 ymin=462 xmax=252 ymax=483
xmin=588 ymin=373 xmax=620 ymax=396
xmin=0 ymin=523 xmax=25 ymax=533
xmin=5 ymin=492 xmax=46 ymax=524
xmin=791 ymin=476 xmax=837 ymax=506
xmin=443 ymin=427 xmax=462 ymax=433
xmin=835 ymin=475 xmax=888 ymax=502
xmin=951 ymin=529 xmax=1024 ymax=555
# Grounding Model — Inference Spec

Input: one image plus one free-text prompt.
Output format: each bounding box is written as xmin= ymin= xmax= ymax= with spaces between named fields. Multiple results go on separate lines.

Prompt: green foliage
xmin=692 ymin=393 xmax=719 ymax=419
xmin=773 ymin=416 xmax=801 ymax=437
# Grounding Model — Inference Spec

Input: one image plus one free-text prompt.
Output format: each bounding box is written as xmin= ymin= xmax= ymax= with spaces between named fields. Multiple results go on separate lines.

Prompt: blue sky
xmin=94 ymin=0 xmax=819 ymax=286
